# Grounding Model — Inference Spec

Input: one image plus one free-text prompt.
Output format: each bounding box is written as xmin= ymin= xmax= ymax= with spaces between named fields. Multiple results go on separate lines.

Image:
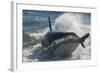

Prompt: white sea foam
xmin=23 ymin=13 xmax=91 ymax=62
xmin=53 ymin=13 xmax=90 ymax=36
xmin=53 ymin=13 xmax=91 ymax=60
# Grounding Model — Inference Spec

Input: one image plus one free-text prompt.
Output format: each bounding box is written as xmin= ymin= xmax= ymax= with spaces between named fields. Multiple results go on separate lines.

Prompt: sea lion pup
xmin=41 ymin=32 xmax=89 ymax=57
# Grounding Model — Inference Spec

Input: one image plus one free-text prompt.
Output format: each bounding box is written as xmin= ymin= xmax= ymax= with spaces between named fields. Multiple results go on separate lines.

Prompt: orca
xmin=41 ymin=31 xmax=89 ymax=48
xmin=41 ymin=17 xmax=89 ymax=57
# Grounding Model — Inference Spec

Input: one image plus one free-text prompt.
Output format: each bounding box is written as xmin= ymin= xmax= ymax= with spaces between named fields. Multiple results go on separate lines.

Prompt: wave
xmin=23 ymin=13 xmax=91 ymax=62
xmin=53 ymin=13 xmax=91 ymax=60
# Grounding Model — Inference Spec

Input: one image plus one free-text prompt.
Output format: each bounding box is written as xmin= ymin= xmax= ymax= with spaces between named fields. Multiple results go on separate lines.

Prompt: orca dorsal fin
xmin=48 ymin=17 xmax=52 ymax=32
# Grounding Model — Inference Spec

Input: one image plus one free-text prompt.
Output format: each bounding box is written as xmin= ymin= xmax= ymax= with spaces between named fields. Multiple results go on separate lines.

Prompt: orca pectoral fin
xmin=81 ymin=43 xmax=85 ymax=48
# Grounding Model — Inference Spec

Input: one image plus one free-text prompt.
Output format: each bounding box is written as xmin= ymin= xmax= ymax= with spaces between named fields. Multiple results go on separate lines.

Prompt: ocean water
xmin=23 ymin=10 xmax=90 ymax=33
xmin=23 ymin=11 xmax=91 ymax=62
xmin=23 ymin=10 xmax=64 ymax=32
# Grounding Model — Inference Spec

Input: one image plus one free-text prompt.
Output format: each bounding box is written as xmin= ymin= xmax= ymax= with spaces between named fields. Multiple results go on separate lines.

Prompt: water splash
xmin=23 ymin=13 xmax=91 ymax=62
xmin=53 ymin=13 xmax=91 ymax=60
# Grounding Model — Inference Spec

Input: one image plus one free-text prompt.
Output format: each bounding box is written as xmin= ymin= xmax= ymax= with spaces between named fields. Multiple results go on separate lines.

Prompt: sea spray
xmin=23 ymin=13 xmax=91 ymax=62
xmin=53 ymin=13 xmax=90 ymax=36
xmin=53 ymin=13 xmax=91 ymax=60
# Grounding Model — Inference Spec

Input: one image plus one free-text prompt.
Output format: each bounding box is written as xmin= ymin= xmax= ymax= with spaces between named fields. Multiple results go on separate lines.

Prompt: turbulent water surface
xmin=23 ymin=12 xmax=91 ymax=62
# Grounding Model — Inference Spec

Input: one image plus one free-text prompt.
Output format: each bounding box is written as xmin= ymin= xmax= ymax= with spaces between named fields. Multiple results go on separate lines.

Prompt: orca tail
xmin=81 ymin=42 xmax=85 ymax=48
xmin=79 ymin=33 xmax=89 ymax=48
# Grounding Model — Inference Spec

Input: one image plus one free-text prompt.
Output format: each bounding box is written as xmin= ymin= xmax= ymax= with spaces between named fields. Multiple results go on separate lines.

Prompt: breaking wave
xmin=53 ymin=13 xmax=91 ymax=60
xmin=23 ymin=13 xmax=91 ymax=62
